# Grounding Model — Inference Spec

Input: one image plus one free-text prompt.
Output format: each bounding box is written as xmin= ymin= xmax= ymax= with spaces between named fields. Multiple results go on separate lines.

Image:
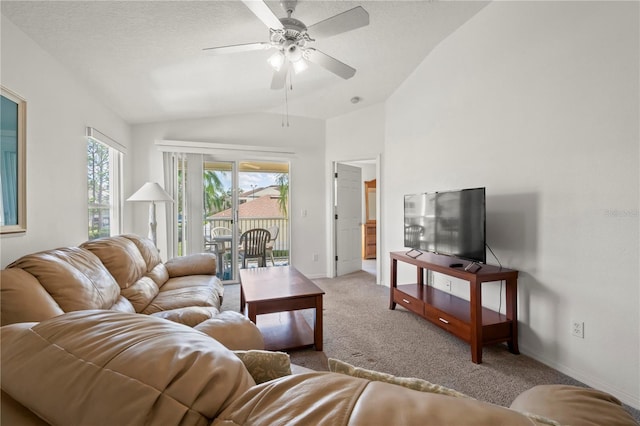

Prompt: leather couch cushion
xmin=121 ymin=275 xmax=161 ymax=312
xmin=165 ymin=253 xmax=217 ymax=278
xmin=194 ymin=311 xmax=265 ymax=350
xmin=7 ymin=247 xmax=121 ymax=312
xmin=510 ymin=384 xmax=638 ymax=426
xmin=120 ymin=233 xmax=163 ymax=272
xmin=212 ymin=372 xmax=368 ymax=425
xmin=80 ymin=236 xmax=148 ymax=289
xmin=1 ymin=311 xmax=255 ymax=426
xmin=142 ymin=275 xmax=221 ymax=314
xmin=212 ymin=373 xmax=538 ymax=426
xmin=151 ymin=306 xmax=222 ymax=327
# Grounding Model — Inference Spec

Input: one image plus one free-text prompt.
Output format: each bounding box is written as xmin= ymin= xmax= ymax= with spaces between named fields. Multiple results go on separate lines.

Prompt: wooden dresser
xmin=363 ymin=179 xmax=376 ymax=259
xmin=363 ymin=223 xmax=376 ymax=259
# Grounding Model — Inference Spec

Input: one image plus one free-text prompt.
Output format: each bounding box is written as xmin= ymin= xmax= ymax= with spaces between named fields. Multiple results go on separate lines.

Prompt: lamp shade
xmin=127 ymin=182 xmax=173 ymax=202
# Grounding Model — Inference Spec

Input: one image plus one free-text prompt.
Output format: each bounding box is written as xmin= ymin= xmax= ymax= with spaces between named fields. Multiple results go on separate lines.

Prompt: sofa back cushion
xmin=1 ymin=311 xmax=256 ymax=426
xmin=120 ymin=234 xmax=163 ymax=271
xmin=6 ymin=247 xmax=121 ymax=313
xmin=81 ymin=235 xmax=169 ymax=312
xmin=80 ymin=236 xmax=149 ymax=289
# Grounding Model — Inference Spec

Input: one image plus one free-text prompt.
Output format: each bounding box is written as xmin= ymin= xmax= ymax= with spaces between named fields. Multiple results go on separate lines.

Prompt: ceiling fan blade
xmin=307 ymin=6 xmax=369 ymax=39
xmin=241 ymin=0 xmax=284 ymax=30
xmin=306 ymin=48 xmax=356 ymax=80
xmin=203 ymin=42 xmax=272 ymax=55
xmin=271 ymin=61 xmax=290 ymax=90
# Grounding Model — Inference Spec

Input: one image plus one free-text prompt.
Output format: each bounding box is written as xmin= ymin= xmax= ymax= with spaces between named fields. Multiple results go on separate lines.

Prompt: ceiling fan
xmin=203 ymin=0 xmax=369 ymax=90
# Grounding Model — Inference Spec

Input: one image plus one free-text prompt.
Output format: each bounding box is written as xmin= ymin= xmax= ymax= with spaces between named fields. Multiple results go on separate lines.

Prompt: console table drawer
xmin=426 ymin=308 xmax=470 ymax=341
xmin=393 ymin=289 xmax=424 ymax=316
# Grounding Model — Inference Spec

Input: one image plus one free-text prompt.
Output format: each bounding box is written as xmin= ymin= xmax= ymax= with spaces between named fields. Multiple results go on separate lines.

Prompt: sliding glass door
xmin=202 ymin=157 xmax=290 ymax=282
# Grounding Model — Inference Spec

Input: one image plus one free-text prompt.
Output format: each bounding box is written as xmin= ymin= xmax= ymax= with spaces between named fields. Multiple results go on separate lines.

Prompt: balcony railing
xmin=205 ymin=217 xmax=289 ymax=258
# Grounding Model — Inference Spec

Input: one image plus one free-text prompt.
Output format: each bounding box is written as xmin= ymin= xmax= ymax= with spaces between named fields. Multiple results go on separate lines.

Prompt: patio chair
xmin=207 ymin=227 xmax=232 ymax=277
xmin=239 ymin=228 xmax=271 ymax=268
xmin=265 ymin=225 xmax=279 ymax=266
xmin=404 ymin=224 xmax=424 ymax=249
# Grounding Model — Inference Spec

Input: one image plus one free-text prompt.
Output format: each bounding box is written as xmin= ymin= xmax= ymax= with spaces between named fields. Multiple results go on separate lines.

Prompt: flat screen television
xmin=404 ymin=187 xmax=486 ymax=263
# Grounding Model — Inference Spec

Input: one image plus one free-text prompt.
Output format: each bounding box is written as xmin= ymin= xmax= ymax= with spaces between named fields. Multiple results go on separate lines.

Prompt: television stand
xmin=389 ymin=251 xmax=519 ymax=364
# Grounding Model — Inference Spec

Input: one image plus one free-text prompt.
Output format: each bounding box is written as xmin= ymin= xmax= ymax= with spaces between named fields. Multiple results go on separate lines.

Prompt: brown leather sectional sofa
xmin=1 ymin=235 xmax=637 ymax=425
xmin=0 ymin=234 xmax=264 ymax=348
xmin=1 ymin=310 xmax=637 ymax=426
xmin=1 ymin=234 xmax=227 ymax=326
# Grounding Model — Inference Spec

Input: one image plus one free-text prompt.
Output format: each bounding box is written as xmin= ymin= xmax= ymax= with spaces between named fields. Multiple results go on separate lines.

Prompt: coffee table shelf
xmin=254 ymin=311 xmax=315 ymax=351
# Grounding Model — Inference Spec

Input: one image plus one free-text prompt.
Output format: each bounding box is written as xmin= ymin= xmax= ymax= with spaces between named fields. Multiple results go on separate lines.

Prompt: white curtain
xmin=162 ymin=152 xmax=204 ymax=257
xmin=163 ymin=152 xmax=180 ymax=257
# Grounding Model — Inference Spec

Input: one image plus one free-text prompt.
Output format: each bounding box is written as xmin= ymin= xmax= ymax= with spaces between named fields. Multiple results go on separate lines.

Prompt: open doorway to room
xmin=333 ymin=157 xmax=380 ymax=283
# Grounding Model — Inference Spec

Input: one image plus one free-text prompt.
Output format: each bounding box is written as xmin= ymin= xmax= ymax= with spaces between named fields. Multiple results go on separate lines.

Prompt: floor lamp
xmin=127 ymin=182 xmax=173 ymax=247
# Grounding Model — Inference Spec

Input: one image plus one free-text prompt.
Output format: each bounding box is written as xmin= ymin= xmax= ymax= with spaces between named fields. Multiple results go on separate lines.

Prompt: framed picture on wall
xmin=1 ymin=86 xmax=27 ymax=234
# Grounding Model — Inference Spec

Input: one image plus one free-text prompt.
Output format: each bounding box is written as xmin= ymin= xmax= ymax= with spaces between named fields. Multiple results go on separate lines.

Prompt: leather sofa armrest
xmin=510 ymin=385 xmax=638 ymax=426
xmin=165 ymin=253 xmax=216 ymax=277
xmin=0 ymin=269 xmax=65 ymax=326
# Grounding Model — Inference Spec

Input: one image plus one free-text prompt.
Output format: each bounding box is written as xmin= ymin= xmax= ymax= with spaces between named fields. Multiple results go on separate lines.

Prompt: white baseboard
xmin=519 ymin=344 xmax=640 ymax=410
xmin=304 ymin=273 xmax=329 ymax=280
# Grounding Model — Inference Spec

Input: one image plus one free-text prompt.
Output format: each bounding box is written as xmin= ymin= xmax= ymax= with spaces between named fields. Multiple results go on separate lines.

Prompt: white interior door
xmin=335 ymin=163 xmax=362 ymax=276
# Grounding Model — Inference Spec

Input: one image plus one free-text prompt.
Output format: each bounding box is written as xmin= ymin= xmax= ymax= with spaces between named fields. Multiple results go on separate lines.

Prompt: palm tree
xmin=276 ymin=173 xmax=289 ymax=216
xmin=203 ymin=171 xmax=229 ymax=218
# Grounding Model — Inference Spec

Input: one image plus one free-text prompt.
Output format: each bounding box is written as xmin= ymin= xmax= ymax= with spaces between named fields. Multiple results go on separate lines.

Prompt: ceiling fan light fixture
xmin=285 ymin=44 xmax=303 ymax=62
xmin=292 ymin=58 xmax=308 ymax=74
xmin=268 ymin=51 xmax=285 ymax=71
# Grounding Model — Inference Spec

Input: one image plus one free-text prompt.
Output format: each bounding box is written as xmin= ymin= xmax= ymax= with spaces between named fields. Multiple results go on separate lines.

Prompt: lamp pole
xmin=148 ymin=200 xmax=158 ymax=246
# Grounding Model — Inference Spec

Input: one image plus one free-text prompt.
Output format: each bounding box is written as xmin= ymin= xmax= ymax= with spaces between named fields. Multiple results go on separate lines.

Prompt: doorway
xmin=333 ymin=157 xmax=380 ymax=282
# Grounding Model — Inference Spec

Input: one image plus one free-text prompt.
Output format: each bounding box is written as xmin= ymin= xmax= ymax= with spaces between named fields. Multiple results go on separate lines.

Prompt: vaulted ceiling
xmin=2 ymin=1 xmax=488 ymax=124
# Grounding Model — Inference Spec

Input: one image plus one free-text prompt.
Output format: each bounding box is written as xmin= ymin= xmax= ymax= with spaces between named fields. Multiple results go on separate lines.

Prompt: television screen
xmin=404 ymin=187 xmax=486 ymax=263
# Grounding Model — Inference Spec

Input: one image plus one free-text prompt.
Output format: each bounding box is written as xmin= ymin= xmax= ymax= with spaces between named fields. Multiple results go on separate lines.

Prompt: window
xmin=86 ymin=127 xmax=124 ymax=240
xmin=0 ymin=86 xmax=27 ymax=234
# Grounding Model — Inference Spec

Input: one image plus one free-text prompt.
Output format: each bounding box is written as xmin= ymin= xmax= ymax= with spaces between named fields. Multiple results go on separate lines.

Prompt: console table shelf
xmin=390 ymin=251 xmax=519 ymax=364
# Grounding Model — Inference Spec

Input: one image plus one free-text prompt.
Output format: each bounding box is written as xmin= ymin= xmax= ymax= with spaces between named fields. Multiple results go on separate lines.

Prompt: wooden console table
xmin=390 ymin=251 xmax=519 ymax=363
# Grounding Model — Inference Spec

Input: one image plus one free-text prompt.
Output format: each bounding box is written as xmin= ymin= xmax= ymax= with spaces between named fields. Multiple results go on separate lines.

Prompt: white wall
xmin=326 ymin=103 xmax=385 ymax=276
xmin=131 ymin=113 xmax=327 ymax=277
xmin=0 ymin=16 xmax=131 ymax=268
xmin=384 ymin=1 xmax=639 ymax=408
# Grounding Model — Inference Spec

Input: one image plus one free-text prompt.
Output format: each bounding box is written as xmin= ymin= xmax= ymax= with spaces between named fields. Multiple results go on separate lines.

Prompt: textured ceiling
xmin=2 ymin=1 xmax=488 ymax=124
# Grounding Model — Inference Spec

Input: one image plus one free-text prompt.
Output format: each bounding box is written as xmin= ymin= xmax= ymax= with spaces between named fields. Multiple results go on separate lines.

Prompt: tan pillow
xmin=328 ymin=358 xmax=470 ymax=398
xmin=234 ymin=350 xmax=292 ymax=384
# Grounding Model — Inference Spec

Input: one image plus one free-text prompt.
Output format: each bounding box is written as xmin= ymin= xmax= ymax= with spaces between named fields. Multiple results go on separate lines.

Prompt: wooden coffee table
xmin=240 ymin=266 xmax=325 ymax=351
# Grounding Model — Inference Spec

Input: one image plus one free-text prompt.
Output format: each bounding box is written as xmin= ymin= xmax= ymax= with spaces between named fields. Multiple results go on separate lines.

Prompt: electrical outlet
xmin=571 ymin=320 xmax=584 ymax=338
xmin=312 ymin=253 xmax=319 ymax=262
xmin=445 ymin=280 xmax=452 ymax=291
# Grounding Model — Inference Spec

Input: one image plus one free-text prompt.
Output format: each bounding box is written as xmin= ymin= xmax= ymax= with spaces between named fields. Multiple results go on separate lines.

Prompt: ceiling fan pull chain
xmin=285 ymin=72 xmax=290 ymax=127
xmin=281 ymin=71 xmax=290 ymax=127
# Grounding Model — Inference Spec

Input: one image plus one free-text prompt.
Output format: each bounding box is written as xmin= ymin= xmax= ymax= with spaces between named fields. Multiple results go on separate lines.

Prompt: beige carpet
xmin=221 ymin=269 xmax=639 ymax=419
